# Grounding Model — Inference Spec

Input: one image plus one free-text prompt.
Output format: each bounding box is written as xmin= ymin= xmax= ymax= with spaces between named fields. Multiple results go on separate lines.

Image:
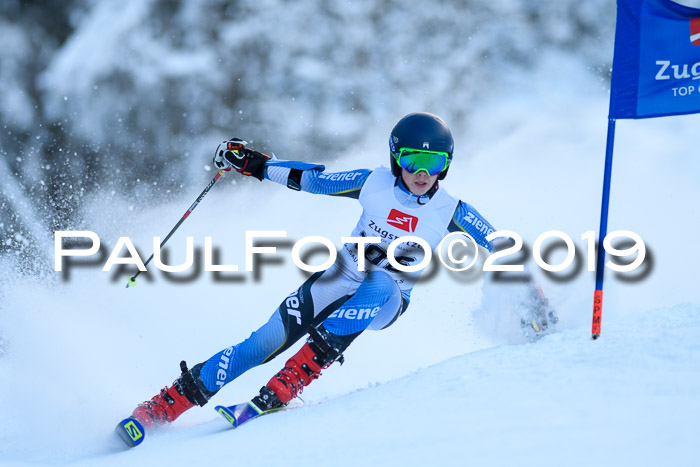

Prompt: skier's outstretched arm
xmin=448 ymin=200 xmax=558 ymax=337
xmin=213 ymin=137 xmax=371 ymax=198
xmin=447 ymin=200 xmax=496 ymax=251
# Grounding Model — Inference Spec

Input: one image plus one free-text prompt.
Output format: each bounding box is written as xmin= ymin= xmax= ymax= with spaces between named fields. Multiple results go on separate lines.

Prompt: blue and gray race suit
xmin=196 ymin=160 xmax=496 ymax=394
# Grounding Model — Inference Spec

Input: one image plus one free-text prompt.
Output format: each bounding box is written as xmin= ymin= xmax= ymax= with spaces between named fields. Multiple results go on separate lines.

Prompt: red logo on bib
xmin=387 ymin=209 xmax=418 ymax=233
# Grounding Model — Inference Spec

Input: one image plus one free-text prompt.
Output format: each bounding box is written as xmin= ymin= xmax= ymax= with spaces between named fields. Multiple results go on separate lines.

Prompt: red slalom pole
xmin=126 ymin=169 xmax=227 ymax=288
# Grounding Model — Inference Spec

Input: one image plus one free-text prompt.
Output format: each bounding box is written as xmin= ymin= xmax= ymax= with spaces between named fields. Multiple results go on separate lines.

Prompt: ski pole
xmin=126 ymin=169 xmax=227 ymax=288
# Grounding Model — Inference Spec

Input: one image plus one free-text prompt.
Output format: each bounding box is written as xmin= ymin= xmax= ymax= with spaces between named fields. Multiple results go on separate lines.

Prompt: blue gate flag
xmin=610 ymin=0 xmax=700 ymax=119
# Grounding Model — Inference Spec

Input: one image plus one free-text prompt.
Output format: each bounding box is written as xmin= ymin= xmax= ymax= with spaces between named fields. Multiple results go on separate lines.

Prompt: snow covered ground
xmin=1 ymin=48 xmax=699 ymax=467
xmin=68 ymin=304 xmax=698 ymax=467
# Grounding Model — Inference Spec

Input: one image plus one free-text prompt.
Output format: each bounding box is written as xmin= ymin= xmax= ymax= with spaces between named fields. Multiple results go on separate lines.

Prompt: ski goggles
xmin=394 ymin=148 xmax=450 ymax=176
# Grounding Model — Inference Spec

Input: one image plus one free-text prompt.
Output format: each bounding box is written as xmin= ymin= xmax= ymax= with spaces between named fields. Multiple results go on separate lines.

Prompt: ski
xmin=113 ymin=402 xmax=278 ymax=448
xmin=115 ymin=417 xmax=146 ymax=448
xmin=215 ymin=401 xmax=282 ymax=429
xmin=113 ymin=399 xmax=290 ymax=447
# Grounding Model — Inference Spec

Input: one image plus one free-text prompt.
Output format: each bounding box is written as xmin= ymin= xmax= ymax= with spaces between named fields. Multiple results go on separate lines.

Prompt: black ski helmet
xmin=389 ymin=112 xmax=454 ymax=180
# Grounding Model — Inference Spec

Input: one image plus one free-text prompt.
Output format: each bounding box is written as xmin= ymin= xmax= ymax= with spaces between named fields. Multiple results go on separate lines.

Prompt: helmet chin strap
xmin=396 ymin=176 xmax=440 ymax=203
xmin=418 ymin=179 xmax=440 ymax=204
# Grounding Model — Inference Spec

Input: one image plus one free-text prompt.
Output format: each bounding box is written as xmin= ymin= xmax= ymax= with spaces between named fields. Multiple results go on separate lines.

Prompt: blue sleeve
xmin=448 ymin=201 xmax=496 ymax=252
xmin=264 ymin=160 xmax=371 ymax=199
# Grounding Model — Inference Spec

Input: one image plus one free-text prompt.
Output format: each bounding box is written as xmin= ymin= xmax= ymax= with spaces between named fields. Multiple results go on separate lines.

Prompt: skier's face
xmin=401 ymin=169 xmax=439 ymax=196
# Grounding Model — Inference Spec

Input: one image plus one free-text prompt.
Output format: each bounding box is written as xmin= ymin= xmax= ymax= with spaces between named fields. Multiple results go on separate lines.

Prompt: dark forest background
xmin=1 ymin=0 xmax=621 ymax=271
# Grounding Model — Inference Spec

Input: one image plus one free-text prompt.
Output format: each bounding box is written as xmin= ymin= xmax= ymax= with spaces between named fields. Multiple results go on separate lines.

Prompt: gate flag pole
xmin=591 ymin=118 xmax=616 ymax=340
xmin=591 ymin=0 xmax=700 ymax=339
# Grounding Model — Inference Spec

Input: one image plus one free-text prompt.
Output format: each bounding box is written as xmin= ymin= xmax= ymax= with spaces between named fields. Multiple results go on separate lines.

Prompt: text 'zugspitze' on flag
xmin=610 ymin=0 xmax=700 ymax=119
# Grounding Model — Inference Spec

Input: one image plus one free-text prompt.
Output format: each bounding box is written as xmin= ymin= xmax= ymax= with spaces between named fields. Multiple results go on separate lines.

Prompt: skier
xmin=129 ymin=112 xmax=556 ymax=427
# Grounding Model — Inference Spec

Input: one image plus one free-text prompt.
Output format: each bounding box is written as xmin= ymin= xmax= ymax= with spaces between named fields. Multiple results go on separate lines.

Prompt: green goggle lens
xmin=395 ymin=148 xmax=449 ymax=176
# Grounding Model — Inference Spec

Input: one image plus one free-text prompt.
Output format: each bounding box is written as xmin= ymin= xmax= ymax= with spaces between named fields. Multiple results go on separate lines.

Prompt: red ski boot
xmin=252 ymin=326 xmax=345 ymax=411
xmin=132 ymin=361 xmax=213 ymax=428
